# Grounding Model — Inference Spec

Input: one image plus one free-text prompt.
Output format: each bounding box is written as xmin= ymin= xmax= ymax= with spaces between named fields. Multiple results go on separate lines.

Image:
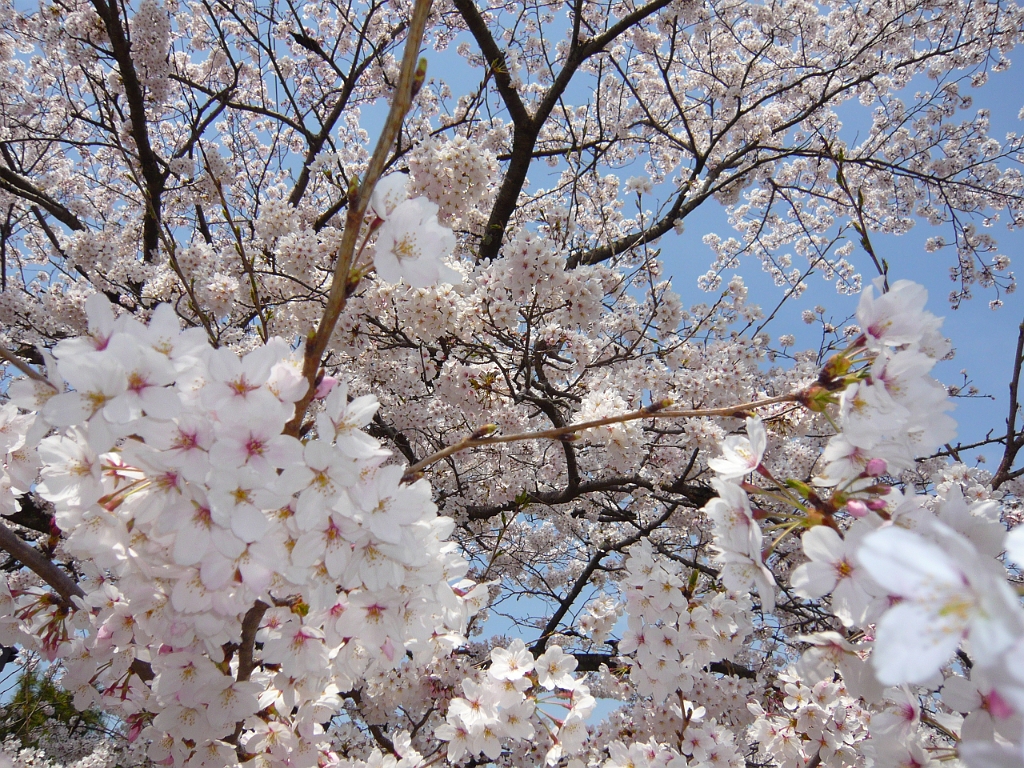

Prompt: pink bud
xmin=865 ymin=458 xmax=887 ymax=477
xmin=315 ymin=375 xmax=338 ymax=399
xmin=381 ymin=637 xmax=396 ymax=662
xmin=846 ymin=500 xmax=869 ymax=518
xmin=866 ymin=498 xmax=888 ymax=511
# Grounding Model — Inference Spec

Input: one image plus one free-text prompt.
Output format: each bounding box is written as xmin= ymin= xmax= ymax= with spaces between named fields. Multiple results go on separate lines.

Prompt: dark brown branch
xmin=466 ymin=0 xmax=673 ymax=262
xmin=993 ymin=321 xmax=1024 ymax=490
xmin=0 ymin=165 xmax=85 ymax=232
xmin=0 ymin=522 xmax=83 ymax=606
xmin=2 ymin=495 xmax=54 ymax=535
xmin=531 ymin=503 xmax=678 ymax=654
xmin=449 ymin=0 xmax=530 ymax=128
xmin=571 ymin=652 xmax=756 ymax=680
xmin=236 ymin=600 xmax=269 ymax=682
xmin=90 ymin=0 xmax=167 ymax=260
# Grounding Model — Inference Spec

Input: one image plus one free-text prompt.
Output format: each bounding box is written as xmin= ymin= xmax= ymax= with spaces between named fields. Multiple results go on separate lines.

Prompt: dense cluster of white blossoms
xmin=2 ymin=262 xmax=1023 ymax=768
xmin=2 ymin=0 xmax=1024 ymax=763
xmin=696 ymin=279 xmax=1024 ymax=768
xmin=0 ymin=295 xmax=485 ymax=768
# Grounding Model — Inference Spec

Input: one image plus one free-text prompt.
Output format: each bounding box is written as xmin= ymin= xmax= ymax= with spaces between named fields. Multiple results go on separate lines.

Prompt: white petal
xmin=858 ymin=526 xmax=959 ymax=596
xmin=873 ymin=602 xmax=962 ymax=685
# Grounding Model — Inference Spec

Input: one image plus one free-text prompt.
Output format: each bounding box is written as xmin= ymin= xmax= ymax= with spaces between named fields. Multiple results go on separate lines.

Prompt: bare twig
xmin=994 ymin=321 xmax=1024 ymax=489
xmin=285 ymin=0 xmax=433 ymax=436
xmin=401 ymin=392 xmax=799 ymax=481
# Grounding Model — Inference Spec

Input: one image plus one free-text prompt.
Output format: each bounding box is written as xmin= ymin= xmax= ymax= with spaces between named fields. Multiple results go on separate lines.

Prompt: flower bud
xmin=864 ymin=458 xmax=887 ymax=477
xmin=846 ymin=499 xmax=869 ymax=518
xmin=314 ymin=375 xmax=338 ymax=399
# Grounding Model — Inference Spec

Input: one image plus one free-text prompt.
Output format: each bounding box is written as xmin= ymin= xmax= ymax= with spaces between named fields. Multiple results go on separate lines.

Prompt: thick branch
xmin=236 ymin=600 xmax=269 ymax=682
xmin=449 ymin=0 xmax=530 ymax=128
xmin=90 ymin=0 xmax=167 ymax=259
xmin=0 ymin=522 xmax=83 ymax=606
xmin=0 ymin=165 xmax=86 ymax=232
xmin=470 ymin=0 xmax=672 ymax=262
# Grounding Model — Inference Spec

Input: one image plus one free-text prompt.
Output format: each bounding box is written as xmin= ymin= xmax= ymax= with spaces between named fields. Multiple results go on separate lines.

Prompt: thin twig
xmin=994 ymin=320 xmax=1024 ymax=489
xmin=401 ymin=392 xmax=799 ymax=481
xmin=285 ymin=0 xmax=433 ymax=436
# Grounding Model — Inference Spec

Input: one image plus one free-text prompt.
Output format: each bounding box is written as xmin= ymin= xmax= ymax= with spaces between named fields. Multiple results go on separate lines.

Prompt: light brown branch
xmin=236 ymin=600 xmax=269 ymax=682
xmin=401 ymin=392 xmax=799 ymax=481
xmin=285 ymin=0 xmax=433 ymax=436
xmin=0 ymin=347 xmax=56 ymax=389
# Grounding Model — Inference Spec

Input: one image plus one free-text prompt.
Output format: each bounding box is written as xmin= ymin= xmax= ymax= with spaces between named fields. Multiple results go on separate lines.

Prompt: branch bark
xmin=461 ymin=0 xmax=673 ymax=262
xmin=285 ymin=0 xmax=434 ymax=436
xmin=993 ymin=320 xmax=1024 ymax=490
xmin=403 ymin=392 xmax=798 ymax=481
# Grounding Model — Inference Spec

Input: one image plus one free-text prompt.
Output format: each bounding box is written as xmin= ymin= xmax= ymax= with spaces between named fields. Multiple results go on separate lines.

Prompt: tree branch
xmin=285 ymin=0 xmax=433 ymax=436
xmin=993 ymin=320 xmax=1024 ymax=490
xmin=402 ymin=392 xmax=798 ymax=481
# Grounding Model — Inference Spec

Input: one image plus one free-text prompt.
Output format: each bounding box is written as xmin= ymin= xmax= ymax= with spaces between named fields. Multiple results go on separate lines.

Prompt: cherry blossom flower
xmin=374 ymin=197 xmax=461 ymax=288
xmin=858 ymin=523 xmax=1024 ymax=684
xmin=707 ymin=416 xmax=767 ymax=479
xmin=790 ymin=524 xmax=878 ymax=627
xmin=535 ymin=645 xmax=578 ymax=690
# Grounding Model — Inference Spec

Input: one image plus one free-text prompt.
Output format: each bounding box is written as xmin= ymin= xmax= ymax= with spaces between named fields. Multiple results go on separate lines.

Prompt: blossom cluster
xmin=370 ymin=175 xmax=461 ymax=288
xmin=689 ymin=278 xmax=1024 ymax=767
xmin=0 ymin=296 xmax=481 ymax=768
xmin=437 ymin=640 xmax=596 ymax=765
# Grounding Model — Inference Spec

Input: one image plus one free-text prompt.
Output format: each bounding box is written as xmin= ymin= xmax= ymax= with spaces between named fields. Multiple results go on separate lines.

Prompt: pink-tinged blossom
xmin=790 ymin=524 xmax=877 ymax=627
xmin=490 ymin=638 xmax=535 ymax=680
xmin=535 ymin=645 xmax=578 ymax=690
xmin=369 ymin=173 xmax=409 ymax=218
xmin=707 ymin=416 xmax=767 ymax=479
xmin=209 ymin=414 xmax=303 ymax=474
xmin=201 ymin=341 xmax=292 ymax=421
xmin=207 ymin=467 xmax=284 ymax=542
xmin=858 ymin=523 xmax=1024 ymax=684
xmin=856 ymin=279 xmax=943 ymax=350
xmin=138 ymin=415 xmax=214 ymax=482
xmin=315 ymin=381 xmax=383 ymax=459
xmin=374 ymin=197 xmax=461 ymax=288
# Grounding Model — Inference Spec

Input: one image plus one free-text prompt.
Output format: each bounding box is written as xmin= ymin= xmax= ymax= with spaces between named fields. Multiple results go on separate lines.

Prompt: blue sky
xmin=410 ymin=27 xmax=1023 ymax=468
xmin=658 ymin=64 xmax=1024 ymax=465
